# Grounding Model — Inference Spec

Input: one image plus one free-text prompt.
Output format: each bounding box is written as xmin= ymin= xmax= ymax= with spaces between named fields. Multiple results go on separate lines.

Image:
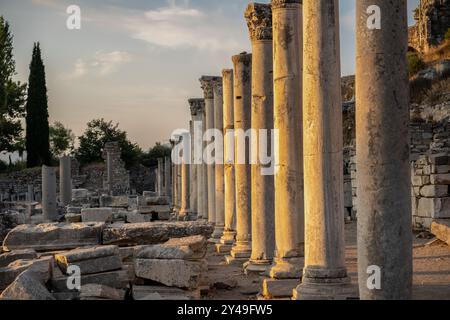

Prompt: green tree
xmin=49 ymin=121 xmax=75 ymax=157
xmin=25 ymin=42 xmax=51 ymax=167
xmin=0 ymin=16 xmax=26 ymax=153
xmin=140 ymin=142 xmax=171 ymax=167
xmin=407 ymin=52 xmax=426 ymax=76
xmin=76 ymin=118 xmax=142 ymax=168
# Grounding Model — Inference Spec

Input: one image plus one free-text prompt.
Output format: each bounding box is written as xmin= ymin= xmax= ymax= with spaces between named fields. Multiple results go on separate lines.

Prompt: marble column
xmin=294 ymin=0 xmax=354 ymax=300
xmin=157 ymin=158 xmax=164 ymax=197
xmin=200 ymin=76 xmax=221 ymax=224
xmin=189 ymin=98 xmax=207 ymax=220
xmin=263 ymin=0 xmax=304 ymax=298
xmin=106 ymin=151 xmax=113 ymax=195
xmin=217 ymin=69 xmax=236 ymax=254
xmin=42 ymin=165 xmax=57 ymax=221
xmin=27 ymin=185 xmax=34 ymax=202
xmin=59 ymin=156 xmax=72 ymax=206
xmin=164 ymin=156 xmax=172 ymax=199
xmin=179 ymin=132 xmax=191 ymax=220
xmin=189 ymin=119 xmax=198 ymax=218
xmin=212 ymin=78 xmax=225 ymax=241
xmin=244 ymin=2 xmax=275 ymax=274
xmin=356 ymin=0 xmax=412 ymax=300
xmin=226 ymin=52 xmax=252 ymax=265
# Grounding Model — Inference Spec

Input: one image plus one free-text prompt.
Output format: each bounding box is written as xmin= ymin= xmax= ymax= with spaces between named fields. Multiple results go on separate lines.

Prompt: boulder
xmin=431 ymin=219 xmax=450 ymax=246
xmin=2 ymin=222 xmax=105 ymax=252
xmin=0 ymin=249 xmax=38 ymax=268
xmin=55 ymin=245 xmax=122 ymax=275
xmin=102 ymin=222 xmax=214 ymax=246
xmin=81 ymin=208 xmax=113 ymax=223
xmin=135 ymin=259 xmax=206 ymax=289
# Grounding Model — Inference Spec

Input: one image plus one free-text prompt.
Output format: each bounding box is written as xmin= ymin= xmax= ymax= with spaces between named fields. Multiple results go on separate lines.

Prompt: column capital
xmin=271 ymin=0 xmax=302 ymax=10
xmin=222 ymin=69 xmax=233 ymax=78
xmin=212 ymin=77 xmax=223 ymax=97
xmin=199 ymin=76 xmax=221 ymax=99
xmin=232 ymin=52 xmax=252 ymax=65
xmin=188 ymin=98 xmax=205 ymax=116
xmin=245 ymin=3 xmax=273 ymax=42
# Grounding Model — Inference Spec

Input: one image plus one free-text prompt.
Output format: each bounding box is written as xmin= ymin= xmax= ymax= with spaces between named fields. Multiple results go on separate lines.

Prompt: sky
xmin=0 ymin=0 xmax=420 ymax=150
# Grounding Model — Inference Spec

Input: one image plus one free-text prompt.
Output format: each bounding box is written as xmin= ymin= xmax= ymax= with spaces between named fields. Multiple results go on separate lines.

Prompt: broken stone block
xmin=102 ymin=222 xmax=214 ymax=246
xmin=65 ymin=213 xmax=82 ymax=223
xmin=417 ymin=197 xmax=450 ymax=218
xmin=0 ymin=271 xmax=55 ymax=300
xmin=66 ymin=206 xmax=82 ymax=214
xmin=431 ymin=219 xmax=450 ymax=246
xmin=430 ymin=174 xmax=450 ymax=185
xmin=55 ymin=245 xmax=122 ymax=275
xmin=51 ymin=269 xmax=129 ymax=291
xmin=145 ymin=196 xmax=169 ymax=206
xmin=0 ymin=257 xmax=53 ymax=290
xmin=81 ymin=208 xmax=114 ymax=223
xmin=100 ymin=195 xmax=129 ymax=208
xmin=126 ymin=211 xmax=153 ymax=223
xmin=420 ymin=185 xmax=449 ymax=198
xmin=132 ymin=285 xmax=192 ymax=300
xmin=0 ymin=249 xmax=37 ymax=268
xmin=3 ymin=222 xmax=105 ymax=252
xmin=135 ymin=259 xmax=206 ymax=289
xmin=80 ymin=284 xmax=125 ymax=300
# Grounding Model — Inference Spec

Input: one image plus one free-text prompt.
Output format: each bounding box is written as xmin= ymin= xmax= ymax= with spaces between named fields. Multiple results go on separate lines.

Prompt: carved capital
xmin=222 ymin=69 xmax=233 ymax=78
xmin=188 ymin=98 xmax=205 ymax=116
xmin=212 ymin=77 xmax=223 ymax=97
xmin=271 ymin=0 xmax=302 ymax=10
xmin=199 ymin=76 xmax=221 ymax=99
xmin=245 ymin=3 xmax=273 ymax=41
xmin=232 ymin=52 xmax=252 ymax=65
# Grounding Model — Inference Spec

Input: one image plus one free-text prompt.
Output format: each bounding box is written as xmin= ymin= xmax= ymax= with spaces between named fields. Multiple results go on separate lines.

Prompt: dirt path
xmin=203 ymin=222 xmax=450 ymax=300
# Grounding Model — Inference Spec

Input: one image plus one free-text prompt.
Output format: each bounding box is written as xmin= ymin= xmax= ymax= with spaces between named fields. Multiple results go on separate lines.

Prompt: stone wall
xmin=409 ymin=0 xmax=450 ymax=53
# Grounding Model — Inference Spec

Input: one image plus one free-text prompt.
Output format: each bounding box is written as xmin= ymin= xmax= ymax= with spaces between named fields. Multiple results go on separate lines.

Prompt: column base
xmin=244 ymin=259 xmax=272 ymax=275
xmin=230 ymin=241 xmax=251 ymax=259
xmin=225 ymin=255 xmax=248 ymax=267
xmin=215 ymin=243 xmax=233 ymax=254
xmin=211 ymin=225 xmax=225 ymax=240
xmin=215 ymin=231 xmax=236 ymax=254
xmin=177 ymin=209 xmax=191 ymax=221
xmin=269 ymin=257 xmax=304 ymax=279
xmin=262 ymin=278 xmax=300 ymax=299
xmin=293 ymin=266 xmax=357 ymax=300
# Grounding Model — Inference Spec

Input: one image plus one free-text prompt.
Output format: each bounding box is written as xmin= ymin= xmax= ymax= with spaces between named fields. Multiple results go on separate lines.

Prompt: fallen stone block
xmin=103 ymin=222 xmax=214 ymax=246
xmin=80 ymin=284 xmax=125 ymax=300
xmin=65 ymin=213 xmax=82 ymax=223
xmin=135 ymin=259 xmax=206 ymax=289
xmin=145 ymin=197 xmax=169 ymax=206
xmin=126 ymin=211 xmax=153 ymax=223
xmin=3 ymin=222 xmax=105 ymax=252
xmin=136 ymin=236 xmax=207 ymax=261
xmin=0 ymin=271 xmax=55 ymax=300
xmin=0 ymin=257 xmax=53 ymax=290
xmin=81 ymin=208 xmax=113 ymax=223
xmin=0 ymin=249 xmax=37 ymax=268
xmin=431 ymin=219 xmax=450 ymax=246
xmin=51 ymin=269 xmax=129 ymax=291
xmin=66 ymin=206 xmax=82 ymax=214
xmin=55 ymin=246 xmax=122 ymax=275
xmin=132 ymin=285 xmax=193 ymax=300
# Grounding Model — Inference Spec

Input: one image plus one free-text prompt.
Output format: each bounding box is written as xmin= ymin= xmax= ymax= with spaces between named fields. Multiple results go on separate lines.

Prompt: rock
xmin=2 ymin=222 xmax=105 ymax=252
xmin=136 ymin=235 xmax=207 ymax=260
xmin=213 ymin=279 xmax=238 ymax=290
xmin=51 ymin=269 xmax=129 ymax=291
xmin=102 ymin=222 xmax=214 ymax=246
xmin=132 ymin=285 xmax=193 ymax=300
xmin=431 ymin=219 xmax=450 ymax=246
xmin=81 ymin=208 xmax=113 ymax=223
xmin=0 ymin=249 xmax=37 ymax=268
xmin=135 ymin=259 xmax=206 ymax=289
xmin=0 ymin=257 xmax=53 ymax=290
xmin=80 ymin=284 xmax=125 ymax=300
xmin=0 ymin=271 xmax=55 ymax=300
xmin=65 ymin=213 xmax=82 ymax=223
xmin=55 ymin=245 xmax=122 ymax=275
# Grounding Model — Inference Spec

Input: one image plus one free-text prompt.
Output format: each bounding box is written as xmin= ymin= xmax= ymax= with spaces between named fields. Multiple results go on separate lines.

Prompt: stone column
xmin=59 ymin=156 xmax=72 ymax=206
xmin=157 ymin=158 xmax=164 ymax=197
xmin=189 ymin=98 xmax=207 ymax=220
xmin=179 ymin=132 xmax=191 ymax=220
xmin=217 ymin=69 xmax=236 ymax=254
xmin=200 ymin=76 xmax=221 ymax=224
xmin=226 ymin=52 xmax=252 ymax=265
xmin=356 ymin=0 xmax=412 ymax=300
xmin=244 ymin=2 xmax=275 ymax=275
xmin=164 ymin=156 xmax=172 ymax=199
xmin=189 ymin=119 xmax=198 ymax=218
xmin=106 ymin=151 xmax=113 ymax=195
xmin=42 ymin=165 xmax=57 ymax=221
xmin=295 ymin=0 xmax=354 ymax=300
xmin=212 ymin=78 xmax=225 ymax=241
xmin=26 ymin=185 xmax=34 ymax=202
xmin=263 ymin=0 xmax=304 ymax=298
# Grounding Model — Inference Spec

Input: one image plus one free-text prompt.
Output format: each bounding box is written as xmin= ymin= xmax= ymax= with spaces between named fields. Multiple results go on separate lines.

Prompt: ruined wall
xmin=409 ymin=0 xmax=450 ymax=53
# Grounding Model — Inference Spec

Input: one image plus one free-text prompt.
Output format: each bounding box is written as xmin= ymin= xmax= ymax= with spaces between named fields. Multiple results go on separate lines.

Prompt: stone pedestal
xmin=356 ymin=0 xmax=412 ymax=300
xmin=244 ymin=2 xmax=275 ymax=275
xmin=217 ymin=69 xmax=236 ymax=254
xmin=59 ymin=156 xmax=72 ymax=207
xmin=294 ymin=0 xmax=354 ymax=300
xmin=42 ymin=165 xmax=58 ymax=221
xmin=212 ymin=78 xmax=225 ymax=241
xmin=227 ymin=52 xmax=252 ymax=265
xmin=266 ymin=0 xmax=304 ymax=296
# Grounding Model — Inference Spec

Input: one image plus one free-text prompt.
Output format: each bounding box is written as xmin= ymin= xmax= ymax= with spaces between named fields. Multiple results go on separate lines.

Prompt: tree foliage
xmin=49 ymin=121 xmax=75 ymax=158
xmin=140 ymin=142 xmax=171 ymax=167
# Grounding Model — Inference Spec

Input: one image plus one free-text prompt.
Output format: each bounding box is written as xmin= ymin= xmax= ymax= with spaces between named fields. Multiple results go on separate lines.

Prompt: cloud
xmin=65 ymin=51 xmax=132 ymax=79
xmin=122 ymin=1 xmax=245 ymax=52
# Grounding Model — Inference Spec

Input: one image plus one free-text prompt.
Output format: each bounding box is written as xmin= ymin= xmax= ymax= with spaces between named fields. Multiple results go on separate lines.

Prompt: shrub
xmin=408 ymin=52 xmax=426 ymax=76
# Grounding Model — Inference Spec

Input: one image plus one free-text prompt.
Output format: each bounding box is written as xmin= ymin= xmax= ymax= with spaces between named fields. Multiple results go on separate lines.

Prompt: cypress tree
xmin=25 ymin=42 xmax=51 ymax=167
